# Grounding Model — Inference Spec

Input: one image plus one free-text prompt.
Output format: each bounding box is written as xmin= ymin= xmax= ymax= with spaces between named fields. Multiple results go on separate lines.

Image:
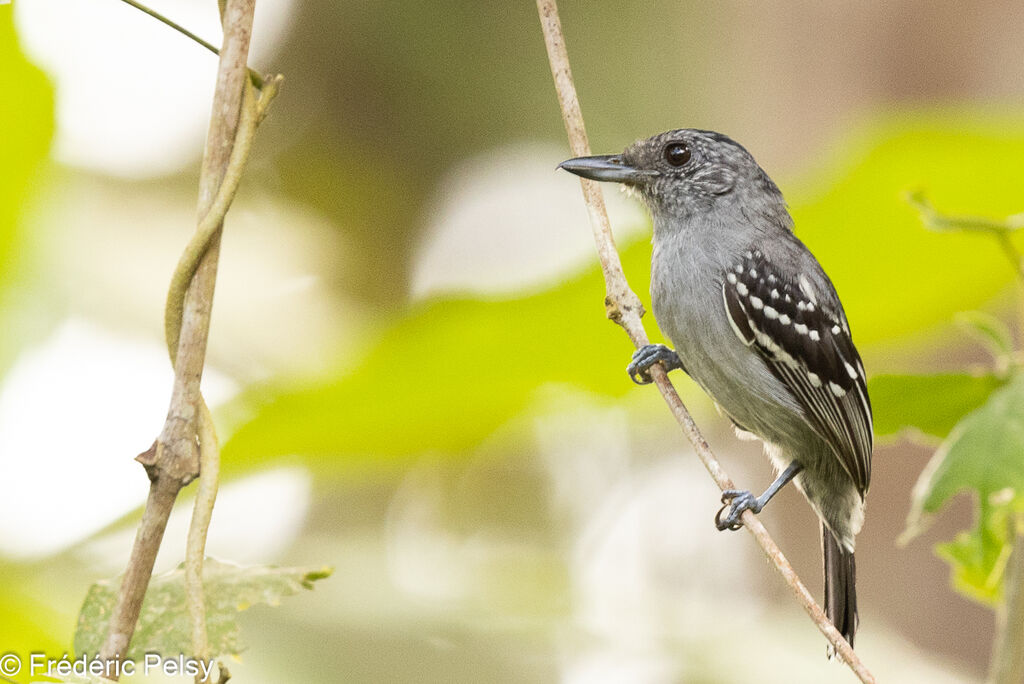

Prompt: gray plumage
xmin=559 ymin=129 xmax=872 ymax=649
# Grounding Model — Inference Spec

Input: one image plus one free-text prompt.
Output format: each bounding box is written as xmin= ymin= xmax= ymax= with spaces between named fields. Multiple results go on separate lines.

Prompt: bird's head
xmin=559 ymin=129 xmax=784 ymax=220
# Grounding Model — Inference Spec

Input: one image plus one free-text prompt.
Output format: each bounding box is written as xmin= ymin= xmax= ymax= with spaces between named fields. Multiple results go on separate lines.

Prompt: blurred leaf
xmin=223 ymin=111 xmax=1024 ymax=472
xmin=74 ymin=560 xmax=332 ymax=660
xmin=221 ymin=250 xmax=647 ymax=472
xmin=51 ymin=673 xmax=113 ymax=684
xmin=934 ymin=504 xmax=1015 ymax=606
xmin=903 ymin=374 xmax=1024 ymax=605
xmin=789 ymin=111 xmax=1024 ymax=345
xmin=0 ymin=12 xmax=52 ymax=280
xmin=0 ymin=12 xmax=54 ymax=374
xmin=869 ymin=373 xmax=1005 ymax=439
xmin=0 ymin=568 xmax=65 ymax=683
xmin=954 ymin=311 xmax=1015 ymax=363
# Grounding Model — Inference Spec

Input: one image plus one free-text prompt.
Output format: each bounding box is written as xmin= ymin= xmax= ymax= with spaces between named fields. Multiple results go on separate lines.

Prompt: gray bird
xmin=559 ymin=130 xmax=872 ymax=649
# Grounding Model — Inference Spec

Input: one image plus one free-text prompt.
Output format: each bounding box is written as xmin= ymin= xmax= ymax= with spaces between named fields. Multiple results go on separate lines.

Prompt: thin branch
xmin=989 ymin=518 xmax=1024 ymax=684
xmin=98 ymin=0 xmax=261 ymax=675
xmin=905 ymin=190 xmax=1024 ymax=281
xmin=535 ymin=2 xmax=876 ymax=681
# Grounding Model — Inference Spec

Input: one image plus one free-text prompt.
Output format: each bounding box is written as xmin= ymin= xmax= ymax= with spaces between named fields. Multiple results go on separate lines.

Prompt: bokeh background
xmin=3 ymin=0 xmax=1024 ymax=682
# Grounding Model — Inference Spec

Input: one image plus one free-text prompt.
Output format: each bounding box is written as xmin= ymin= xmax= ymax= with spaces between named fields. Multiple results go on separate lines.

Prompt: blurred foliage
xmin=871 ymin=372 xmax=1005 ymax=440
xmin=74 ymin=560 xmax=332 ymax=660
xmin=0 ymin=11 xmax=58 ymax=674
xmin=903 ymin=375 xmax=1024 ymax=605
xmin=223 ymin=112 xmax=1024 ymax=472
xmin=0 ymin=10 xmax=53 ymax=370
xmin=265 ymin=1 xmax=718 ymax=305
xmin=876 ymin=198 xmax=1024 ymax=605
xmin=0 ymin=565 xmax=66 ymax=674
xmin=789 ymin=114 xmax=1024 ymax=342
xmin=6 ymin=0 xmax=1024 ymax=677
xmin=953 ymin=310 xmax=1017 ymax=368
xmin=221 ymin=250 xmax=635 ymax=473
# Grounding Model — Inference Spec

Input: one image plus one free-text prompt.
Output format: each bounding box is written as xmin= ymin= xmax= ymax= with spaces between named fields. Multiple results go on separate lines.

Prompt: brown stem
xmin=95 ymin=469 xmax=181 ymax=667
xmin=97 ymin=0 xmax=257 ymax=674
xmin=535 ymin=1 xmax=876 ymax=681
xmin=989 ymin=520 xmax=1024 ymax=684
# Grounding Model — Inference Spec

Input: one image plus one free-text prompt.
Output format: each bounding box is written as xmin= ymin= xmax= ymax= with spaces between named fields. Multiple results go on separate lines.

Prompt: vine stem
xmin=535 ymin=1 xmax=876 ymax=681
xmin=97 ymin=0 xmax=271 ymax=676
xmin=989 ymin=516 xmax=1024 ymax=684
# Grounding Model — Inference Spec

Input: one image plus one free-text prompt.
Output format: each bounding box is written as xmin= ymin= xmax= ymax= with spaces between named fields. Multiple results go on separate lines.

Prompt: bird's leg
xmin=627 ymin=344 xmax=685 ymax=384
xmin=715 ymin=462 xmax=803 ymax=531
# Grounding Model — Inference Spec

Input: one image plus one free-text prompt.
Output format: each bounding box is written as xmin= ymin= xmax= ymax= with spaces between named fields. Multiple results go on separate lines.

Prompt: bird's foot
xmin=715 ymin=489 xmax=763 ymax=531
xmin=627 ymin=344 xmax=681 ymax=384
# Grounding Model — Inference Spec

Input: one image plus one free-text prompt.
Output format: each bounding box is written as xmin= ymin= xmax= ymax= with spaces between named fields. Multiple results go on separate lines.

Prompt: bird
xmin=558 ymin=129 xmax=872 ymax=650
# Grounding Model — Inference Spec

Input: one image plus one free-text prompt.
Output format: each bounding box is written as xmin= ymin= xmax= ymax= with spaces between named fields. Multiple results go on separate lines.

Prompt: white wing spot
xmin=727 ymin=272 xmax=737 ymax=284
xmin=806 ymin=302 xmax=815 ymax=313
xmin=832 ymin=324 xmax=841 ymax=335
xmin=736 ymin=282 xmax=749 ymax=296
xmin=829 ymin=381 xmax=847 ymax=397
xmin=745 ymin=251 xmax=753 ymax=259
xmin=798 ymin=275 xmax=818 ymax=305
xmin=845 ymin=362 xmax=858 ymax=379
xmin=749 ymin=296 xmax=764 ymax=309
xmin=784 ymin=294 xmax=792 ymax=302
xmin=809 ymin=330 xmax=821 ymax=341
xmin=763 ymin=306 xmax=778 ymax=319
xmin=767 ymin=274 xmax=776 ymax=283
xmin=778 ymin=314 xmax=791 ymax=325
xmin=735 ymin=264 xmax=744 ymax=274
xmin=723 ymin=286 xmax=754 ymax=346
xmin=770 ymin=289 xmax=779 ymax=299
xmin=794 ymin=323 xmax=809 ymax=335
xmin=797 ymin=301 xmax=807 ymax=311
xmin=749 ymin=268 xmax=758 ymax=278
xmin=808 ymin=372 xmax=822 ymax=387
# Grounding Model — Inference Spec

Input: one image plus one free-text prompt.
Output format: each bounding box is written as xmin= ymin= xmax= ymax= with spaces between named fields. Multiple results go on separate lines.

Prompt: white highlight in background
xmin=412 ymin=144 xmax=647 ymax=299
xmin=0 ymin=318 xmax=236 ymax=557
xmin=14 ymin=0 xmax=294 ymax=177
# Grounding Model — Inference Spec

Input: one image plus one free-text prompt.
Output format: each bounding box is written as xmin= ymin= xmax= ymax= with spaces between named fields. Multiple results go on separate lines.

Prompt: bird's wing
xmin=721 ymin=248 xmax=872 ymax=494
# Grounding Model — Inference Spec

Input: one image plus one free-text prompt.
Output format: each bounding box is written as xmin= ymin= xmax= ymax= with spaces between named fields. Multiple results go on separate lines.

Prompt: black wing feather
xmin=721 ymin=250 xmax=872 ymax=494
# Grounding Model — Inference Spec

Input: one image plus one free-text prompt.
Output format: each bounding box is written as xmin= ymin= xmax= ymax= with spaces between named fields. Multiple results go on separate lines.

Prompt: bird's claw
xmin=715 ymin=489 xmax=762 ymax=531
xmin=626 ymin=344 xmax=679 ymax=385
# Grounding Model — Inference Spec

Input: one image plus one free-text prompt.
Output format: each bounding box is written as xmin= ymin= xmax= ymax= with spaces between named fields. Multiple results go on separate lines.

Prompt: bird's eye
xmin=664 ymin=142 xmax=691 ymax=167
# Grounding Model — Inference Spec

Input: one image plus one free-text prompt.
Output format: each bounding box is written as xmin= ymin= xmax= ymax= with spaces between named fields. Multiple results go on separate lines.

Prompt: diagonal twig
xmin=535 ymin=1 xmax=876 ymax=681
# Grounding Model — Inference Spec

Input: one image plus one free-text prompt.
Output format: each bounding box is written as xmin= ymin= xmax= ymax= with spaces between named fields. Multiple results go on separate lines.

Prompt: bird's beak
xmin=558 ymin=154 xmax=656 ymax=184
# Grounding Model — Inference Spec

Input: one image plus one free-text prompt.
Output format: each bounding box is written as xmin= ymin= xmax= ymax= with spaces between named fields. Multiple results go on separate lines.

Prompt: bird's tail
xmin=822 ymin=522 xmax=858 ymax=654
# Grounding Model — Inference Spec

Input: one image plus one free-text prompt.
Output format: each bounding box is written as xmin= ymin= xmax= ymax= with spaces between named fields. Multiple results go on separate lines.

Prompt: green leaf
xmin=869 ymin=372 xmax=1005 ymax=439
xmin=0 ymin=11 xmax=55 ymax=370
xmin=50 ymin=674 xmax=114 ymax=684
xmin=788 ymin=112 xmax=1024 ymax=346
xmin=0 ymin=565 xmax=66 ymax=679
xmin=934 ymin=503 xmax=1015 ymax=605
xmin=0 ymin=13 xmax=52 ymax=275
xmin=903 ymin=374 xmax=1024 ymax=605
xmin=74 ymin=560 xmax=332 ymax=660
xmin=955 ymin=311 xmax=1015 ymax=362
xmin=220 ymin=248 xmax=650 ymax=473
